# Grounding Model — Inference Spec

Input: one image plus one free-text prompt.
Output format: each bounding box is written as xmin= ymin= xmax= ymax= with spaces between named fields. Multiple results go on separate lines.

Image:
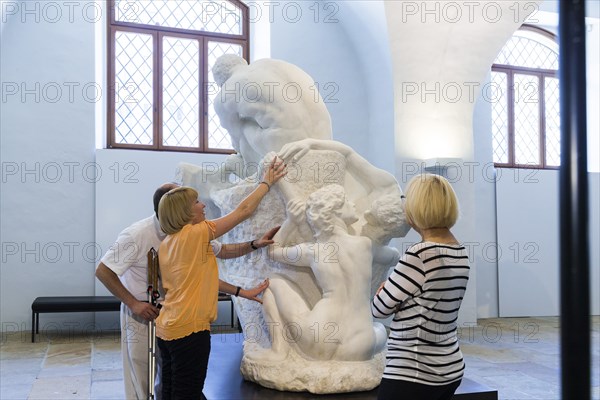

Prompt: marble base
xmin=240 ymin=345 xmax=385 ymax=394
xmin=205 ymin=334 xmax=499 ymax=400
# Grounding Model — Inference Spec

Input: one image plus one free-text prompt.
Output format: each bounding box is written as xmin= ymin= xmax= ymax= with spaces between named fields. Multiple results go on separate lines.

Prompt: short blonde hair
xmin=404 ymin=174 xmax=459 ymax=230
xmin=158 ymin=186 xmax=198 ymax=235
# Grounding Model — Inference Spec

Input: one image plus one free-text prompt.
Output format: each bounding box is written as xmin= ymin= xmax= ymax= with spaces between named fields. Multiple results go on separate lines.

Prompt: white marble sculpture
xmin=177 ymin=55 xmax=410 ymax=394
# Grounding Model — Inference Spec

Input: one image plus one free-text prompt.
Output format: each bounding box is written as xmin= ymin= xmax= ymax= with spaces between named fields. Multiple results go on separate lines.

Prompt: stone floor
xmin=0 ymin=317 xmax=598 ymax=400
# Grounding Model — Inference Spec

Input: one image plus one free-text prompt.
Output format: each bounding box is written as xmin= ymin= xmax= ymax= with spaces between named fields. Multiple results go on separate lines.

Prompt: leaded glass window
xmin=108 ymin=0 xmax=248 ymax=153
xmin=491 ymin=26 xmax=559 ymax=169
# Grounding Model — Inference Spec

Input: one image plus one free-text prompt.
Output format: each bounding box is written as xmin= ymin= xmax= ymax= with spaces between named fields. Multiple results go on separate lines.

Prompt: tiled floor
xmin=1 ymin=317 xmax=598 ymax=400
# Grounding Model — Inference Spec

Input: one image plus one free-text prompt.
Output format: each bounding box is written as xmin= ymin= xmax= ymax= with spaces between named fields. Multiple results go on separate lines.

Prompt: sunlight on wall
xmin=245 ymin=1 xmax=271 ymax=61
xmin=586 ymin=17 xmax=600 ymax=172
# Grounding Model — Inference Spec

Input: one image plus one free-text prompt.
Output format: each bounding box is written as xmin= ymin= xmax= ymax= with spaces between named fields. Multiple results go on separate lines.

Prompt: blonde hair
xmin=404 ymin=174 xmax=459 ymax=230
xmin=158 ymin=186 xmax=198 ymax=235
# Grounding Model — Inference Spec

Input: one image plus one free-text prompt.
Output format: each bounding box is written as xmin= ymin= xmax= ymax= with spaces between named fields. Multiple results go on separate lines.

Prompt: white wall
xmin=472 ymin=80 xmax=500 ymax=318
xmin=496 ymin=171 xmax=600 ymax=316
xmin=336 ymin=1 xmax=396 ymax=173
xmin=268 ymin=1 xmax=369 ymax=157
xmin=585 ymin=17 xmax=600 ymax=172
xmin=1 ymin=0 xmax=98 ymax=333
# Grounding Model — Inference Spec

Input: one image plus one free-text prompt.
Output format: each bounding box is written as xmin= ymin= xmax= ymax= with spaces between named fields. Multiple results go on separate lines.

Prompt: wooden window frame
xmin=492 ymin=25 xmax=559 ymax=170
xmin=107 ymin=0 xmax=249 ymax=154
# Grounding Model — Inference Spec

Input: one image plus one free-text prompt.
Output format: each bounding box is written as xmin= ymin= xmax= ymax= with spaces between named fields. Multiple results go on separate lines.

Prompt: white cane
xmin=147 ymin=248 xmax=160 ymax=400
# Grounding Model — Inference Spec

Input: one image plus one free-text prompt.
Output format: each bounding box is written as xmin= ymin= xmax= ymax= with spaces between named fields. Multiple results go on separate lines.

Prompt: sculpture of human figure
xmin=177 ymin=54 xmax=334 ymax=218
xmin=275 ymin=138 xmax=409 ymax=253
xmin=176 ymin=56 xmax=410 ymax=392
xmin=277 ymin=138 xmax=405 ymax=223
xmin=361 ymin=194 xmax=411 ymax=297
xmin=257 ymin=185 xmax=387 ymax=362
xmin=212 ymin=55 xmax=332 ymax=172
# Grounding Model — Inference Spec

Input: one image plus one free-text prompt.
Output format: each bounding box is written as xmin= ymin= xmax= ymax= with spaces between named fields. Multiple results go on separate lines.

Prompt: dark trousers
xmin=377 ymin=378 xmax=461 ymax=400
xmin=157 ymin=330 xmax=211 ymax=400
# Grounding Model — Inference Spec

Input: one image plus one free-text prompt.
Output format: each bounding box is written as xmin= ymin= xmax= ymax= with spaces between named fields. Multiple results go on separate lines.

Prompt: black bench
xmin=31 ymin=296 xmax=121 ymax=342
xmin=31 ymin=295 xmax=239 ymax=342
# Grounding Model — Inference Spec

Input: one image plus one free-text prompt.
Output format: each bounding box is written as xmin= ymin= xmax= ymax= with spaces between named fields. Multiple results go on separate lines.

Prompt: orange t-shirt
xmin=156 ymin=221 xmax=219 ymax=340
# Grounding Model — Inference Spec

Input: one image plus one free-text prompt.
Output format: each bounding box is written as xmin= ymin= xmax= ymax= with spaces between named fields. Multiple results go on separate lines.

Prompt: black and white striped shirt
xmin=372 ymin=242 xmax=470 ymax=385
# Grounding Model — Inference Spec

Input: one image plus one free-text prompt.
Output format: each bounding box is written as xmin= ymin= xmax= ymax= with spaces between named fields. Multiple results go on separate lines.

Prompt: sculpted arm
xmin=273 ymin=199 xmax=312 ymax=245
xmin=279 ymin=139 xmax=398 ymax=193
xmin=269 ymin=243 xmax=314 ymax=267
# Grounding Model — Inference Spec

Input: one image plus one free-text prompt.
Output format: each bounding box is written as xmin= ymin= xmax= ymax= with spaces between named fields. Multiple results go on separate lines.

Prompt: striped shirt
xmin=371 ymin=242 xmax=470 ymax=385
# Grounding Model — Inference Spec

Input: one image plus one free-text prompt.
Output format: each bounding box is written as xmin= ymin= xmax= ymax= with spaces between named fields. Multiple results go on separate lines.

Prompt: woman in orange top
xmin=156 ymin=157 xmax=286 ymax=400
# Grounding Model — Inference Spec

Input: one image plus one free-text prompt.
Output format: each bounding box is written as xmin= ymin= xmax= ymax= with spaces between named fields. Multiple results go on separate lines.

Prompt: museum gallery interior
xmin=1 ymin=0 xmax=599 ymax=399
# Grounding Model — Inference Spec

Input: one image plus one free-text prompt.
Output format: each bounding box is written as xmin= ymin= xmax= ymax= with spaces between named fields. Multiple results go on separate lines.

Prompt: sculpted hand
xmin=279 ymin=139 xmax=317 ymax=163
xmin=240 ymin=279 xmax=270 ymax=304
xmin=287 ymin=199 xmax=307 ymax=223
xmin=130 ymin=300 xmax=160 ymax=322
xmin=254 ymin=227 xmax=281 ymax=248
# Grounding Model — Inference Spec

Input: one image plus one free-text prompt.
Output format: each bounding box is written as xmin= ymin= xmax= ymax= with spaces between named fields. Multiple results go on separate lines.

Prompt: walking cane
xmin=147 ymin=248 xmax=160 ymax=400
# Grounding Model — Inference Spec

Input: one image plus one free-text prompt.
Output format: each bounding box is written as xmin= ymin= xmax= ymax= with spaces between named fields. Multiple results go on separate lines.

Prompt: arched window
xmin=491 ymin=26 xmax=559 ymax=168
xmin=107 ymin=0 xmax=249 ymax=153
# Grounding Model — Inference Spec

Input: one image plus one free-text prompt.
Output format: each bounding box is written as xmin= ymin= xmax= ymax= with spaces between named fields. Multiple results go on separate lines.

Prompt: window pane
xmin=491 ymin=72 xmax=509 ymax=164
xmin=545 ymin=77 xmax=561 ymax=167
xmin=115 ymin=0 xmax=243 ymax=35
xmin=162 ymin=36 xmax=200 ymax=148
xmin=114 ymin=31 xmax=154 ymax=145
xmin=207 ymin=41 xmax=243 ymax=150
xmin=494 ymin=32 xmax=558 ymax=70
xmin=514 ymin=74 xmax=540 ymax=165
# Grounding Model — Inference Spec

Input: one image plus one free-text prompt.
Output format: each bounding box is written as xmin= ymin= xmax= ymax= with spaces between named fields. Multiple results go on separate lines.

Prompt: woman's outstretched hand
xmin=240 ymin=279 xmax=270 ymax=304
xmin=254 ymin=226 xmax=281 ymax=248
xmin=261 ymin=154 xmax=287 ymax=187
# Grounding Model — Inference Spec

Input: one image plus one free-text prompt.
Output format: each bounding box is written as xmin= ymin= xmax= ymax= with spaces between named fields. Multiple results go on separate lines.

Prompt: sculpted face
xmin=341 ymin=198 xmax=359 ymax=226
xmin=361 ymin=194 xmax=411 ymax=241
xmin=213 ymin=55 xmax=333 ymax=166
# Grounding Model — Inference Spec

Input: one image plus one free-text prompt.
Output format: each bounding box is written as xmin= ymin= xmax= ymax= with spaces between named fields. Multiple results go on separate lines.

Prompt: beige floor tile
xmin=90 ymin=380 xmax=126 ymax=400
xmin=28 ymin=374 xmax=91 ymax=399
xmin=0 ymin=383 xmax=33 ymax=400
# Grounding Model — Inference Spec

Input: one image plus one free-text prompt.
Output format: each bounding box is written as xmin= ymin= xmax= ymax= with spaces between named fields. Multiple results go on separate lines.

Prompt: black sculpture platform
xmin=204 ymin=334 xmax=498 ymax=400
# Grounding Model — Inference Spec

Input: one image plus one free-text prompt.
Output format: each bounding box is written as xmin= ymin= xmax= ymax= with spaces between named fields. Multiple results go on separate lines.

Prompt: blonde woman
xmin=156 ymin=157 xmax=286 ymax=400
xmin=372 ymin=174 xmax=470 ymax=400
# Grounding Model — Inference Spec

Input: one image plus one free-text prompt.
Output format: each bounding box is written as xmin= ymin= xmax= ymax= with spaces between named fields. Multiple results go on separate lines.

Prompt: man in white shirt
xmin=96 ymin=183 xmax=278 ymax=399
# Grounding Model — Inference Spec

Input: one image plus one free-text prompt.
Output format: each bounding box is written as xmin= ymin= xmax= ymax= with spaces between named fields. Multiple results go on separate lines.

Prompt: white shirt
xmin=101 ymin=216 xmax=165 ymax=301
